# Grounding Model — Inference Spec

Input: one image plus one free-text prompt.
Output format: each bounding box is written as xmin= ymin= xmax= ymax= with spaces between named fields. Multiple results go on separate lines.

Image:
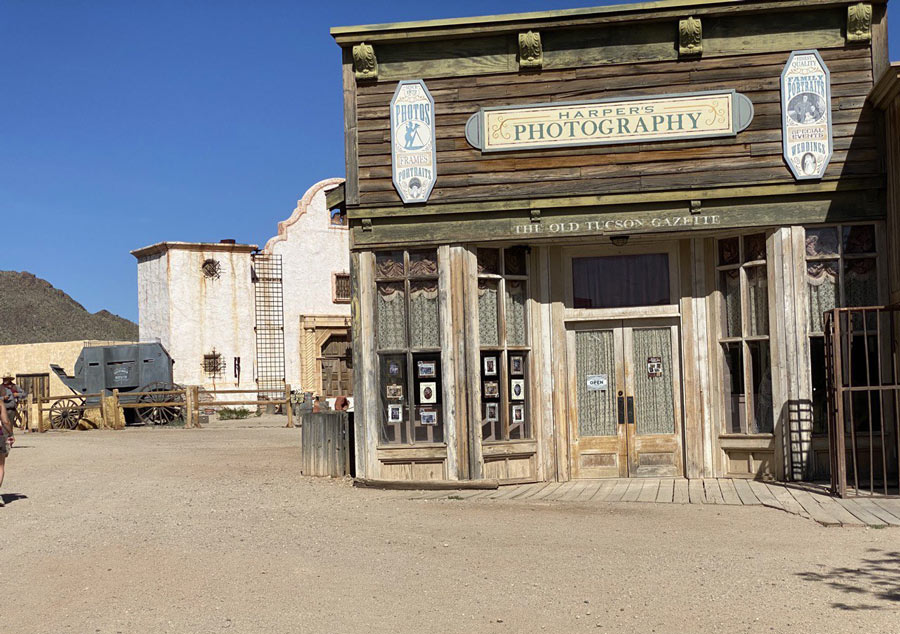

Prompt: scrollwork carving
xmin=518 ymin=30 xmax=542 ymax=70
xmin=679 ymin=16 xmax=702 ymax=57
xmin=352 ymin=42 xmax=377 ymax=80
xmin=847 ymin=3 xmax=872 ymax=43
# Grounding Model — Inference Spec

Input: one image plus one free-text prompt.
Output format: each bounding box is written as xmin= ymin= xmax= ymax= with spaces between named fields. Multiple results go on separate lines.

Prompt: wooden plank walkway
xmin=410 ymin=478 xmax=900 ymax=528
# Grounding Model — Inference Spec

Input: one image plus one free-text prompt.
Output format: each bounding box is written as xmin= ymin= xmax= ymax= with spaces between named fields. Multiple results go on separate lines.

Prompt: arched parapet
xmin=263 ymin=177 xmax=345 ymax=254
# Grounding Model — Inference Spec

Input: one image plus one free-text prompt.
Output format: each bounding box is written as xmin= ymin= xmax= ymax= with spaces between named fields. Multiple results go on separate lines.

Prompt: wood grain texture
xmin=352 ymin=46 xmax=879 ymax=209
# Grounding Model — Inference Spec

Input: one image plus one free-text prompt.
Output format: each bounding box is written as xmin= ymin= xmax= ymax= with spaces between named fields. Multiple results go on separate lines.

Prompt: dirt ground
xmin=1 ymin=419 xmax=898 ymax=634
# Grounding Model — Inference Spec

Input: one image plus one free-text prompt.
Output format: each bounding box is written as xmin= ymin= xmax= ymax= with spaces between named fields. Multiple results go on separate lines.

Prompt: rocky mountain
xmin=0 ymin=271 xmax=138 ymax=345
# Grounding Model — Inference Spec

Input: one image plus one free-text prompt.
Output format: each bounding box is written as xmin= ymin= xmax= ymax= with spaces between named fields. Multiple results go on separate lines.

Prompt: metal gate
xmin=825 ymin=306 xmax=900 ymax=497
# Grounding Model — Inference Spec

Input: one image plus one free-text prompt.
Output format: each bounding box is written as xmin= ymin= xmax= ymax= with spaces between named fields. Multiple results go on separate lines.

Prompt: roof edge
xmin=130 ymin=241 xmax=259 ymax=259
xmin=330 ymin=0 xmax=880 ymax=42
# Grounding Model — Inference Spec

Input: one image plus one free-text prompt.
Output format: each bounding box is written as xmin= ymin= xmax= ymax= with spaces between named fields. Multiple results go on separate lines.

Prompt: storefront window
xmin=477 ymin=246 xmax=531 ymax=442
xmin=806 ymin=224 xmax=880 ymax=434
xmin=716 ymin=234 xmax=773 ymax=434
xmin=376 ymin=249 xmax=443 ymax=445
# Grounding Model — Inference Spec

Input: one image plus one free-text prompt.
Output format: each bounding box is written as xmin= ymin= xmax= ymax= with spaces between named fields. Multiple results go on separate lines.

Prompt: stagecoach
xmin=49 ymin=342 xmax=183 ymax=428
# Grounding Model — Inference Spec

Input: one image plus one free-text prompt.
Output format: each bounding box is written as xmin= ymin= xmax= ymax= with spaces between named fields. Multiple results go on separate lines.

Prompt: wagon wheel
xmin=137 ymin=382 xmax=184 ymax=425
xmin=49 ymin=398 xmax=84 ymax=430
xmin=14 ymin=401 xmax=29 ymax=430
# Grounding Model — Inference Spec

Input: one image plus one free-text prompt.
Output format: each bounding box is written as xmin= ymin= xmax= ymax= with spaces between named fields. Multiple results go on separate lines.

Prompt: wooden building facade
xmin=330 ymin=0 xmax=893 ymax=484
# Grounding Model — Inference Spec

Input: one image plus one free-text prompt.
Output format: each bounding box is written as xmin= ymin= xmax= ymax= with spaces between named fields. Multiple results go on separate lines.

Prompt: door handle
xmin=617 ymin=391 xmax=625 ymax=425
xmin=626 ymin=396 xmax=635 ymax=425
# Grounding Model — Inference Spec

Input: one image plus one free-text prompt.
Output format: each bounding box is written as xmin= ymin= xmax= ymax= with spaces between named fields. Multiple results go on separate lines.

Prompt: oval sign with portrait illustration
xmin=781 ymin=50 xmax=832 ymax=180
xmin=390 ymin=79 xmax=436 ymax=204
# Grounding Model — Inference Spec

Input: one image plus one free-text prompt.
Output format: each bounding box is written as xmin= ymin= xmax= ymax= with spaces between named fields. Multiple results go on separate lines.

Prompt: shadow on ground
xmin=797 ymin=548 xmax=900 ymax=610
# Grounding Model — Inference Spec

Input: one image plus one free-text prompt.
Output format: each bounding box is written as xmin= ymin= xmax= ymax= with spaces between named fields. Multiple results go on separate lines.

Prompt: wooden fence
xmin=300 ymin=412 xmax=351 ymax=477
xmin=27 ymin=383 xmax=294 ymax=431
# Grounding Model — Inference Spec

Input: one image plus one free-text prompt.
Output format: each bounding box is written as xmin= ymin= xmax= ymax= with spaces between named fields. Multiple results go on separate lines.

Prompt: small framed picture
xmin=510 ymin=355 xmax=524 ymax=376
xmin=483 ymin=356 xmax=498 ymax=376
xmin=511 ymin=404 xmax=525 ymax=424
xmin=386 ymin=384 xmax=403 ymax=400
xmin=388 ymin=361 xmax=401 ymax=377
xmin=417 ymin=360 xmax=436 ymax=378
xmin=419 ymin=408 xmax=437 ymax=426
xmin=510 ymin=378 xmax=525 ymax=401
xmin=387 ymin=403 xmax=403 ymax=423
xmin=484 ymin=402 xmax=499 ymax=422
xmin=419 ymin=381 xmax=437 ymax=404
xmin=483 ymin=381 xmax=500 ymax=399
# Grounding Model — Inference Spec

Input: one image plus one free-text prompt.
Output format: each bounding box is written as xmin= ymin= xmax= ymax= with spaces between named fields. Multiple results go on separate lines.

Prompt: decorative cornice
xmin=518 ymin=30 xmax=543 ymax=70
xmin=263 ymin=178 xmax=346 ymax=253
xmin=352 ymin=42 xmax=377 ymax=80
xmin=847 ymin=3 xmax=872 ymax=43
xmin=679 ymin=16 xmax=702 ymax=57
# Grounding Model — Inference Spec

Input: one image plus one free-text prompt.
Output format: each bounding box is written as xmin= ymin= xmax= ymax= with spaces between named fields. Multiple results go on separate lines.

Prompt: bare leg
xmin=0 ymin=454 xmax=5 ymax=491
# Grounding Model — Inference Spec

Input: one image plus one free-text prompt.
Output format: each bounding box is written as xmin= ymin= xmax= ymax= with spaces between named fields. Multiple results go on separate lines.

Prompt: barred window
xmin=333 ymin=273 xmax=351 ymax=303
xmin=203 ymin=351 xmax=225 ymax=378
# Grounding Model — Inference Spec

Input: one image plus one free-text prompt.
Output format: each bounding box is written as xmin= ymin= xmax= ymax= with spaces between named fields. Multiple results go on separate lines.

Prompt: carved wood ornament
xmin=352 ymin=42 xmax=378 ymax=80
xmin=518 ymin=30 xmax=543 ymax=70
xmin=679 ymin=16 xmax=702 ymax=57
xmin=847 ymin=3 xmax=873 ymax=43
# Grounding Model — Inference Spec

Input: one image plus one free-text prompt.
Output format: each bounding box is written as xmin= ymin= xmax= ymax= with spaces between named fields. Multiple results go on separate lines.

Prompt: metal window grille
xmin=203 ymin=352 xmax=225 ymax=378
xmin=252 ymin=253 xmax=286 ymax=395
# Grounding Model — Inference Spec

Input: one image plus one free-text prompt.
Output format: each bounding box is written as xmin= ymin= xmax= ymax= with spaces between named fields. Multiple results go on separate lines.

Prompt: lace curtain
xmin=505 ymin=281 xmax=527 ymax=347
xmin=478 ymin=280 xmax=499 ymax=347
xmin=409 ymin=281 xmax=439 ymax=348
xmin=632 ymin=328 xmax=676 ymax=435
xmin=807 ymin=261 xmax=837 ymax=333
xmin=376 ymin=283 xmax=406 ymax=350
xmin=845 ymin=259 xmax=878 ymax=308
xmin=575 ymin=330 xmax=617 ymax=437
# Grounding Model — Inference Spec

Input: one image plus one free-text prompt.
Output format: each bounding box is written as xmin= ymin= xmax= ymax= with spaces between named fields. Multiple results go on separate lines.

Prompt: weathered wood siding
xmin=354 ymin=45 xmax=878 ymax=207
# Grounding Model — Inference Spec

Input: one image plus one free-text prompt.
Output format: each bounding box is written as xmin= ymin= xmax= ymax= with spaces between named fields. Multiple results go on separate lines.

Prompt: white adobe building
xmin=131 ymin=178 xmax=351 ymax=399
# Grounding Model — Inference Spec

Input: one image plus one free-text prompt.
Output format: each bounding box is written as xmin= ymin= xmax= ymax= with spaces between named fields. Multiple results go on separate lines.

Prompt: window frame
xmin=715 ymin=231 xmax=775 ymax=437
xmin=374 ymin=249 xmax=443 ymax=447
xmin=475 ymin=246 xmax=533 ymax=444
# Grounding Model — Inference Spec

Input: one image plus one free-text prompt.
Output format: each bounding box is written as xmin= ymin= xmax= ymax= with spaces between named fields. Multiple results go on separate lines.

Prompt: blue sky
xmin=2 ymin=1 xmax=899 ymax=322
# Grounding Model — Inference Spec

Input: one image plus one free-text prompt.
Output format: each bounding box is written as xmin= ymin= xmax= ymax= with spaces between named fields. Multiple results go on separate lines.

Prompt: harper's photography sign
xmin=781 ymin=50 xmax=832 ymax=180
xmin=390 ymin=79 xmax=436 ymax=203
xmin=465 ymin=90 xmax=754 ymax=152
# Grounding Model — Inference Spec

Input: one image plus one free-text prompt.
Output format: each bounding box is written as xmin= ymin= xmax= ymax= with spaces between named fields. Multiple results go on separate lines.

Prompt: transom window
xmin=716 ymin=233 xmax=773 ymax=435
xmin=476 ymin=246 xmax=531 ymax=441
xmin=375 ymin=249 xmax=443 ymax=445
xmin=572 ymin=253 xmax=670 ymax=309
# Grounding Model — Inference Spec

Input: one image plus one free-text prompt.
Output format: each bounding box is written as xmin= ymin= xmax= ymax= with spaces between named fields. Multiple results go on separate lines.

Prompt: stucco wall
xmin=0 ymin=340 xmax=133 ymax=396
xmin=137 ymin=252 xmax=170 ymax=349
xmin=265 ymin=178 xmax=349 ymax=389
xmin=135 ymin=246 xmax=258 ymax=392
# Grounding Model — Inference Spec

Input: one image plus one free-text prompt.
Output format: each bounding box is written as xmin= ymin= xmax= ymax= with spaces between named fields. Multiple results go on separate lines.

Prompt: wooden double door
xmin=567 ymin=318 xmax=684 ymax=478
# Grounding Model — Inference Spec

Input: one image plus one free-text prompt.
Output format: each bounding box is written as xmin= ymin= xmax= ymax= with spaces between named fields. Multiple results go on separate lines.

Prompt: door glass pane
xmin=842 ymin=225 xmax=876 ymax=254
xmin=722 ymin=342 xmax=745 ymax=433
xmin=376 ymin=282 xmax=406 ymax=350
xmin=575 ymin=330 xmax=617 ymax=437
xmin=806 ymin=227 xmax=839 ymax=256
xmin=505 ymin=280 xmax=527 ymax=347
xmin=572 ymin=254 xmax=669 ymax=309
xmin=748 ymin=340 xmax=773 ymax=433
xmin=631 ymin=327 xmax=675 ymax=435
xmin=719 ymin=270 xmax=741 ymax=338
xmin=409 ymin=280 xmax=439 ymax=348
xmin=478 ymin=279 xmax=500 ymax=347
xmin=746 ymin=265 xmax=769 ymax=336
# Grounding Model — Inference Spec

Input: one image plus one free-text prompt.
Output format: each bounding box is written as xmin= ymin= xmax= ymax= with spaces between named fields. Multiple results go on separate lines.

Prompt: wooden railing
xmin=26 ymin=383 xmax=294 ymax=431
